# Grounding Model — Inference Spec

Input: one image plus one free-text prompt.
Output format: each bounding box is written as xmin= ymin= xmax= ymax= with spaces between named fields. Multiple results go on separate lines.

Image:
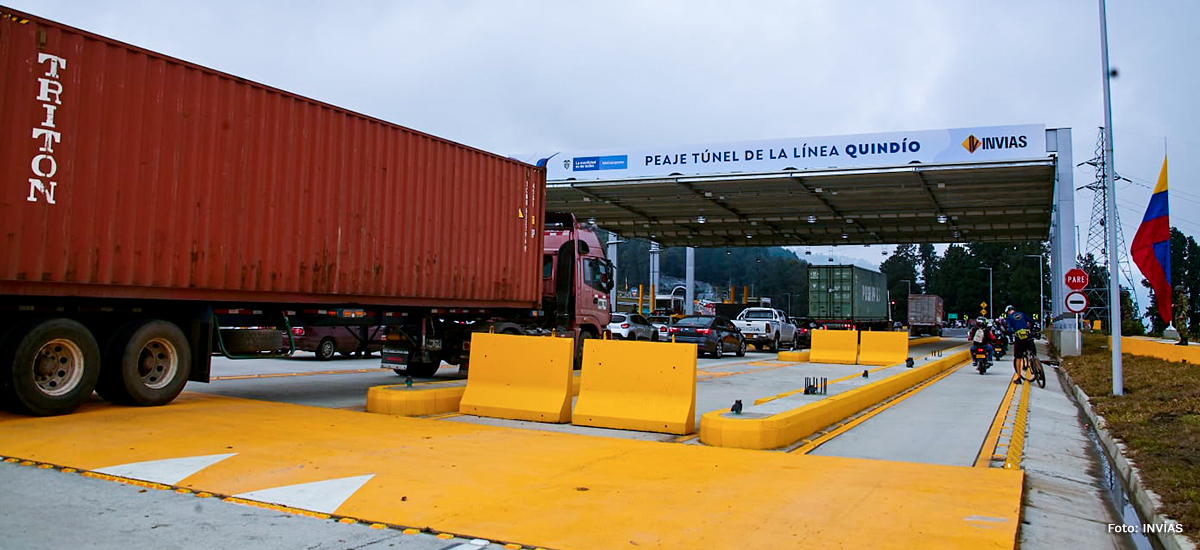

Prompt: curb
xmin=699 ymin=350 xmax=968 ymax=449
xmin=1055 ymin=366 xmax=1196 ymax=550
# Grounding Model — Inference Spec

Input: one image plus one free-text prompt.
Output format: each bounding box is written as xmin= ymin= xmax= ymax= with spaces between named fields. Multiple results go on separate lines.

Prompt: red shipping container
xmin=0 ymin=8 xmax=545 ymax=309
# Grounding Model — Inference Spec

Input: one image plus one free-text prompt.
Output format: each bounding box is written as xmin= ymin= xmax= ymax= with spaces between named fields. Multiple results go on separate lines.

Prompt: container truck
xmin=806 ymin=265 xmax=890 ymax=331
xmin=0 ymin=8 xmax=612 ymax=416
xmin=906 ymin=294 xmax=944 ymax=336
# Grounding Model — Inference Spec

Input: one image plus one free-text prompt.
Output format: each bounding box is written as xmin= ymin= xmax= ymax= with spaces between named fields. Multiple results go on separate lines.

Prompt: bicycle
xmin=1017 ymin=349 xmax=1045 ymax=388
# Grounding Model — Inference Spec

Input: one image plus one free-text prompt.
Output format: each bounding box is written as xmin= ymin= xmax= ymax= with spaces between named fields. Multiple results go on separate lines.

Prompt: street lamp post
xmin=979 ymin=267 xmax=993 ymax=318
xmin=1025 ymin=254 xmax=1045 ymax=331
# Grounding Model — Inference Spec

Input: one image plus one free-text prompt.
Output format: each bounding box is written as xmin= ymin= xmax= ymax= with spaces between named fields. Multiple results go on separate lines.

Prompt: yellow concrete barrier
xmin=458 ymin=333 xmax=574 ymax=423
xmin=858 ymin=331 xmax=909 ymax=366
xmin=908 ymin=336 xmax=942 ymax=346
xmin=700 ymin=350 xmax=969 ymax=449
xmin=776 ymin=350 xmax=810 ymax=362
xmin=367 ymin=374 xmax=582 ymax=417
xmin=572 ymin=339 xmax=696 ymax=435
xmin=808 ymin=329 xmax=859 ymax=364
xmin=1114 ymin=336 xmax=1200 ymax=364
xmin=367 ymin=384 xmax=466 ymax=416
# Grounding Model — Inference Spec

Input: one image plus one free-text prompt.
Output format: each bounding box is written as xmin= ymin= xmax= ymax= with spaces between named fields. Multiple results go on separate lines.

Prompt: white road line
xmin=93 ymin=453 xmax=237 ymax=485
xmin=234 ymin=474 xmax=376 ymax=514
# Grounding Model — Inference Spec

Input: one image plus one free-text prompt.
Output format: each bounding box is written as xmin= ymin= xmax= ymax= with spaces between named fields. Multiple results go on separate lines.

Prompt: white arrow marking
xmin=94 ymin=453 xmax=237 ymax=485
xmin=234 ymin=474 xmax=375 ymax=514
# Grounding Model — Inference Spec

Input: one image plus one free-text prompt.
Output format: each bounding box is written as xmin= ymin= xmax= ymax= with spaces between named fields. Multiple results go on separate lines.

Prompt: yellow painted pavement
xmin=0 ymin=392 xmax=1022 ymax=549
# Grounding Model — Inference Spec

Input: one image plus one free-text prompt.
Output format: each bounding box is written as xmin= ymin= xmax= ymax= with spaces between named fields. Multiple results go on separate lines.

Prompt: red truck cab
xmin=542 ymin=213 xmax=612 ymax=341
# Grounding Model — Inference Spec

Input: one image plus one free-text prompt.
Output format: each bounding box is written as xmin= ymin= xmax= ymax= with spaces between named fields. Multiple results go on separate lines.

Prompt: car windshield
xmin=675 ymin=316 xmax=714 ymax=327
xmin=610 ymin=314 xmax=627 ymax=323
xmin=743 ymin=310 xmax=774 ymax=319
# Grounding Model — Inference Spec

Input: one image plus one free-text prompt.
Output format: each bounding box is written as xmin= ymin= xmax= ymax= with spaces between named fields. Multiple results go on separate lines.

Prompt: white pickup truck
xmin=733 ymin=308 xmax=797 ymax=352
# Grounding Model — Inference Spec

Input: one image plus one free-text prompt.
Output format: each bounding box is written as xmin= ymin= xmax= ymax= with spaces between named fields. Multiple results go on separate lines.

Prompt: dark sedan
xmin=668 ymin=315 xmax=746 ymax=358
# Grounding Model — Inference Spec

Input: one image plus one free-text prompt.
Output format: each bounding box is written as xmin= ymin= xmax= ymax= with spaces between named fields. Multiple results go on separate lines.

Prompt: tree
xmin=1079 ymin=253 xmax=1111 ymax=330
xmin=918 ymin=243 xmax=937 ymax=292
xmin=1121 ymin=286 xmax=1145 ymax=336
xmin=928 ymin=244 xmax=979 ymax=320
xmin=881 ymin=245 xmax=920 ymax=322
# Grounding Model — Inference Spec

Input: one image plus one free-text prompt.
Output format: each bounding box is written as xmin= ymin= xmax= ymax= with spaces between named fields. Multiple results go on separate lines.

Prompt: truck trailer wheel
xmin=0 ymin=318 xmax=101 ymax=416
xmin=98 ymin=320 xmax=192 ymax=406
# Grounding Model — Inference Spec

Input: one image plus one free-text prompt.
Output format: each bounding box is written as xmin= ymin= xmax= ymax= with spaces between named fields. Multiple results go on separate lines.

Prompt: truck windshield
xmin=743 ymin=310 xmax=774 ymax=319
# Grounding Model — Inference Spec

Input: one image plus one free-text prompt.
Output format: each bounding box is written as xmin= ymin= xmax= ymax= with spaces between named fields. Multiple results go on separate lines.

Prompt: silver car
xmin=607 ymin=313 xmax=658 ymax=341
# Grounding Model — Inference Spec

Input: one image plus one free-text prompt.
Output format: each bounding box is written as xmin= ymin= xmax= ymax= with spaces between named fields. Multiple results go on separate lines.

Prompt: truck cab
xmin=541 ymin=212 xmax=612 ymax=341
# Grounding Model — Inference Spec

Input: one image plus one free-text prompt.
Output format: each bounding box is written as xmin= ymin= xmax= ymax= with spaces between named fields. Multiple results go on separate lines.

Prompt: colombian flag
xmin=1131 ymin=157 xmax=1171 ymax=323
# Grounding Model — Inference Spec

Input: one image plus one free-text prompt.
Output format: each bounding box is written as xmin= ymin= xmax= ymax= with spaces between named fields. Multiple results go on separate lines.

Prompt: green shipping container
xmin=807 ymin=265 xmax=889 ymax=322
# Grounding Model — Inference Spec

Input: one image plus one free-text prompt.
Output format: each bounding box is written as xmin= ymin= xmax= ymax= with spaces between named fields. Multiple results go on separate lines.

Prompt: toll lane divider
xmin=368 ymin=372 xmax=582 ymax=418
xmin=857 ymin=331 xmax=909 ymax=366
xmin=457 ymin=333 xmax=575 ymax=423
xmin=367 ymin=383 xmax=467 ymax=416
xmin=776 ymin=350 xmax=810 ymax=362
xmin=808 ymin=329 xmax=858 ymax=364
xmin=699 ymin=350 xmax=970 ymax=450
xmin=572 ymin=339 xmax=696 ymax=435
xmin=908 ymin=336 xmax=942 ymax=346
xmin=1111 ymin=336 xmax=1200 ymax=364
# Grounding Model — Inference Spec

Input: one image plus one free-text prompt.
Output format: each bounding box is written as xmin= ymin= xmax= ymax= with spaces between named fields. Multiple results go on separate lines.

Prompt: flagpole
xmin=1099 ymin=0 xmax=1123 ymax=396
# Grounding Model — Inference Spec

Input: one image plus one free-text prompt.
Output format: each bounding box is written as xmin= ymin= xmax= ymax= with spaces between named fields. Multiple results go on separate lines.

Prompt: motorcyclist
xmin=968 ymin=316 xmax=999 ymax=365
xmin=990 ymin=318 xmax=1009 ymax=358
xmin=1006 ymin=305 xmax=1034 ymax=383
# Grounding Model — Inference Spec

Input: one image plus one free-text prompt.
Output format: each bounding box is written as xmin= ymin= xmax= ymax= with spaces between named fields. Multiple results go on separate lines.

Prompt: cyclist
xmin=1006 ymin=305 xmax=1034 ymax=383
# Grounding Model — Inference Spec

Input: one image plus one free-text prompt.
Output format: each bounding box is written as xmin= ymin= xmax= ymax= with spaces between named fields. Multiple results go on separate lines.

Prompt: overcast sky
xmin=11 ymin=1 xmax=1199 ymax=296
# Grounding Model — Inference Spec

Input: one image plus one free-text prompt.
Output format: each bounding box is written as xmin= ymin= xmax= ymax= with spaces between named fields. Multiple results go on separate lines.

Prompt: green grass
xmin=1061 ymin=333 xmax=1199 ymax=541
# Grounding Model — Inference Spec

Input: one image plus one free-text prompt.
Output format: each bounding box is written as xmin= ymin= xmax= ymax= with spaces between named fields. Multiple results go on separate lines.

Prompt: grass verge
xmin=1060 ymin=332 xmax=1199 ymax=541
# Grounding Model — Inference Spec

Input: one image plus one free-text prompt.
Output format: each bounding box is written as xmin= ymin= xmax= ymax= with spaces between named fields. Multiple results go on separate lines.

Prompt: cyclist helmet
xmin=976 ymin=316 xmax=988 ymax=327
xmin=1005 ymin=305 xmax=1015 ymax=312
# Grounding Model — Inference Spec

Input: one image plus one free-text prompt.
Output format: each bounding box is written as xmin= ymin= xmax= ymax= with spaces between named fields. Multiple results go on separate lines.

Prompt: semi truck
xmin=906 ymin=294 xmax=945 ymax=336
xmin=806 ymin=265 xmax=890 ymax=331
xmin=0 ymin=8 xmax=611 ymax=416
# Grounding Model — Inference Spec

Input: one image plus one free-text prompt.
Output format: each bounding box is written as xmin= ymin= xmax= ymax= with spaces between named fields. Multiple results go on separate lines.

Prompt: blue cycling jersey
xmin=1006 ymin=310 xmax=1030 ymax=331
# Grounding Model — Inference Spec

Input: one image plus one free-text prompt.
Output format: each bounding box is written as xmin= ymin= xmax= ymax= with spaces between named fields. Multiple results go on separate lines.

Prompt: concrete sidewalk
xmin=1018 ymin=341 xmax=1137 ymax=550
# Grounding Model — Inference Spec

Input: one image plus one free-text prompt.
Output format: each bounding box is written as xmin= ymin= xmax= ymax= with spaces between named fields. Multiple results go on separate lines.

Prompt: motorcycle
xmin=972 ymin=343 xmax=992 ymax=374
xmin=992 ymin=332 xmax=1008 ymax=359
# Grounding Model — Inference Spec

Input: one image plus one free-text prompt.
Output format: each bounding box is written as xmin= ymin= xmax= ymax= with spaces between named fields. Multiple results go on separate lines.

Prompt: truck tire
xmin=769 ymin=334 xmax=780 ymax=353
xmin=98 ymin=320 xmax=191 ymax=407
xmin=315 ymin=338 xmax=337 ymax=361
xmin=0 ymin=318 xmax=101 ymax=416
xmin=219 ymin=329 xmax=281 ymax=354
xmin=494 ymin=323 xmax=523 ymax=336
xmin=575 ymin=329 xmax=597 ymax=369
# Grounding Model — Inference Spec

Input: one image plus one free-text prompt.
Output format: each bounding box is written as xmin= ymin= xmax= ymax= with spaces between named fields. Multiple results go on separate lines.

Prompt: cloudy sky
xmin=11 ymin=1 xmax=1198 ymax=289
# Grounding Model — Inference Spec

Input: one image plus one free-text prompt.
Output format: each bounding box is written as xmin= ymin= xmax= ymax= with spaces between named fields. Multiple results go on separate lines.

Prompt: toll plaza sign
xmin=539 ymin=124 xmax=1047 ymax=181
